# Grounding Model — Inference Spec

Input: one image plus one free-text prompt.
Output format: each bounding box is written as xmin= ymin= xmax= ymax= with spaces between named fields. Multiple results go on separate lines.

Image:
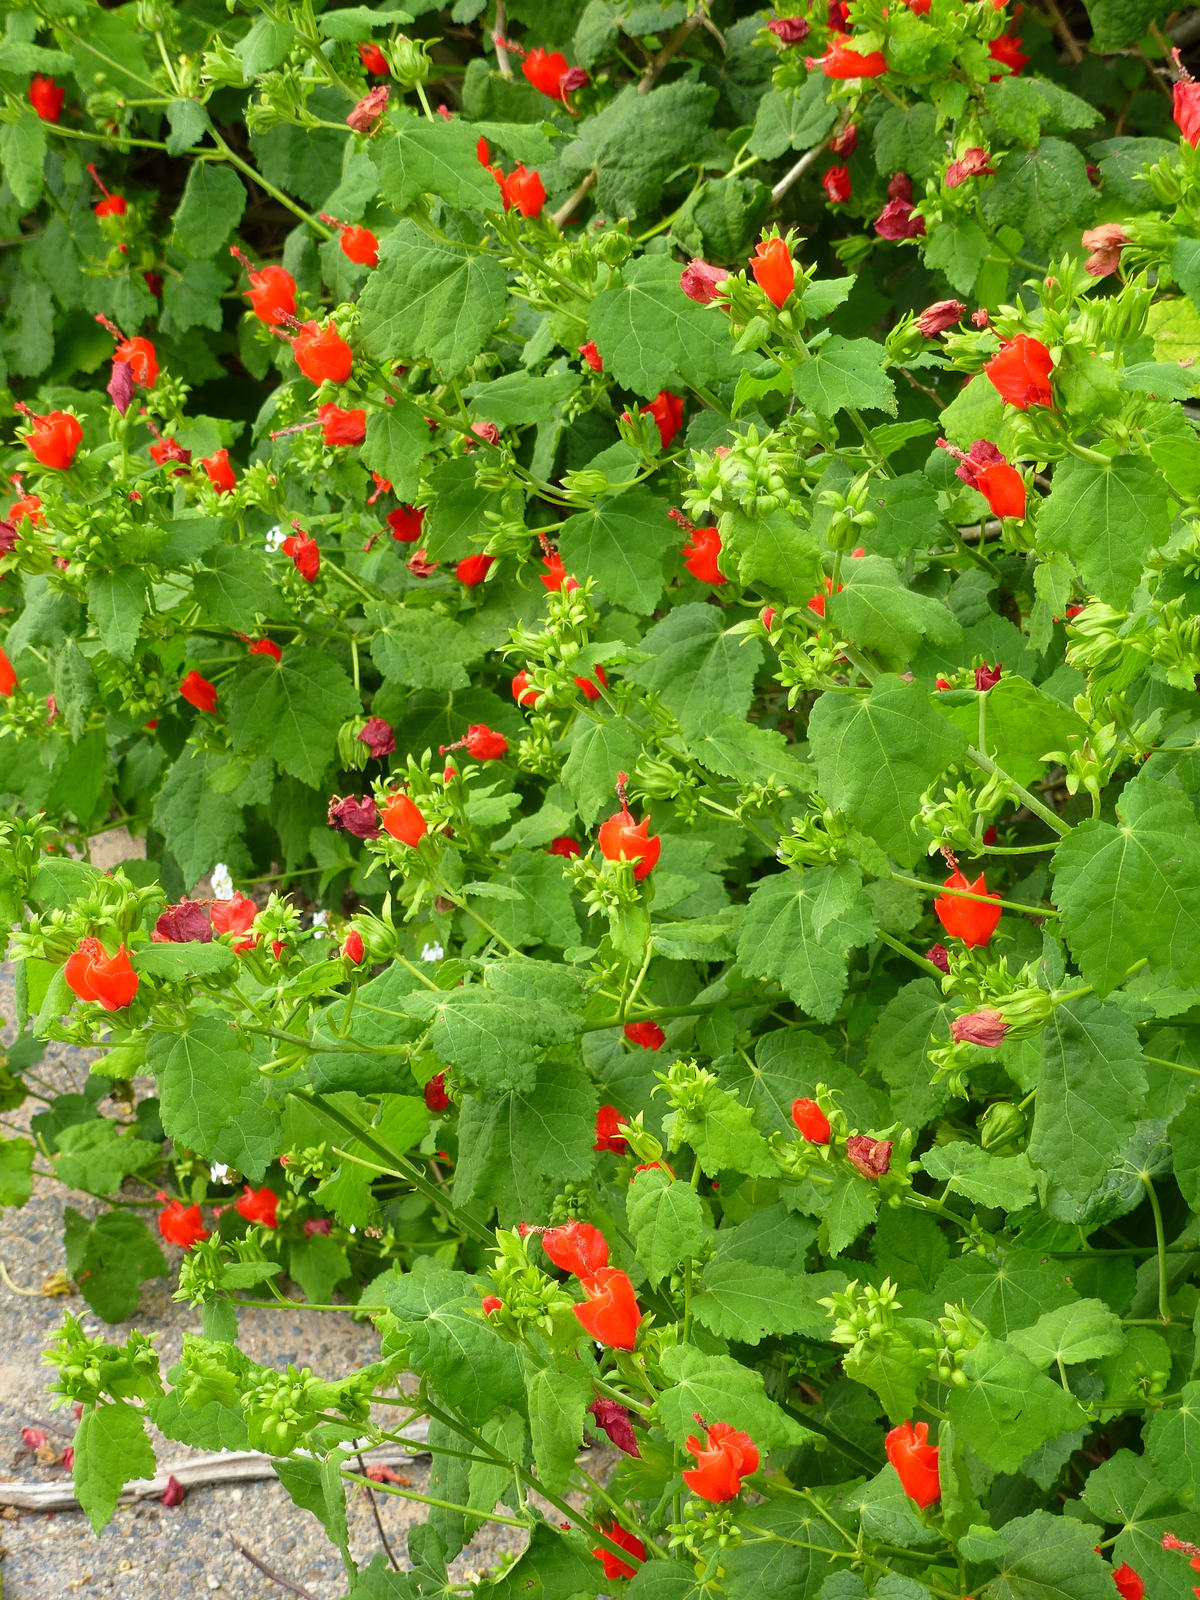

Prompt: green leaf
xmin=724 ymin=506 xmax=822 ymax=602
xmin=625 ymin=603 xmax=762 ymax=738
xmin=663 ymin=1081 xmax=776 ymax=1179
xmin=73 ymin=1401 xmax=157 ymax=1535
xmin=1083 ymin=0 xmax=1174 ymax=46
xmin=946 ymin=1338 xmax=1088 ymax=1473
xmin=807 ymin=675 xmax=968 ymax=867
xmin=0 ymin=109 xmax=46 ymax=212
xmin=561 ymin=715 xmax=646 ymax=825
xmin=229 ymin=645 xmax=360 ymax=787
xmin=921 ymin=1144 xmax=1039 ymax=1210
xmin=866 ymin=472 xmax=943 ymax=558
xmin=406 ymin=986 xmax=581 ymax=1094
xmin=147 ymin=1017 xmax=280 ymax=1179
xmin=981 ymin=1510 xmax=1112 ymax=1600
xmin=360 ymin=400 xmax=430 ymax=502
xmin=829 ymin=555 xmax=961 ymax=663
xmin=686 ymin=712 xmax=816 ymax=794
xmin=626 ymin=1166 xmax=709 ymax=1284
xmin=737 ymin=867 xmax=875 ymax=1024
xmin=981 ymin=138 xmax=1096 ymax=250
xmin=1143 ymin=1380 xmax=1200 ymax=1506
xmin=374 ymin=115 xmax=503 ymax=213
xmin=793 ymin=338 xmax=898 ymax=418
xmin=1051 ymin=774 xmax=1200 ymax=997
xmin=367 ymin=602 xmax=483 ymax=692
xmin=63 ymin=1208 xmax=168 ymax=1324
xmin=166 ymin=98 xmax=212 ymax=156
xmin=525 ymin=1361 xmax=591 ymax=1497
xmin=588 ymin=253 xmax=748 ymax=399
xmin=318 ymin=5 xmax=414 ymax=40
xmin=1036 ymin=455 xmax=1170 ymax=608
xmin=933 ymin=1249 xmax=1079 ymax=1338
xmin=152 ymin=748 xmax=249 ymax=890
xmin=466 ymin=371 xmax=582 ymax=428
xmin=558 ymin=488 xmax=678 ymax=614
xmin=172 ymin=163 xmax=247 ymax=258
xmin=749 ymin=79 xmax=838 ymax=159
xmin=235 ymin=16 xmax=295 ymax=75
xmin=1007 ymin=1298 xmax=1126 ymax=1369
xmin=358 ymin=220 xmax=507 ymax=379
xmin=1028 ymin=997 xmax=1147 ymax=1199
xmin=192 ymin=545 xmax=279 ymax=630
xmin=482 ymin=1524 xmax=603 ymax=1600
xmin=657 ymin=1344 xmax=810 ymax=1451
xmin=131 ymin=942 xmax=236 ymax=980
xmin=1080 ymin=1450 xmax=1200 ymax=1600
xmin=161 ymin=257 xmax=227 ymax=335
xmin=406 ymin=1299 xmax=524 ymax=1425
xmin=0 ymin=1135 xmax=35 ymax=1207
xmin=873 ymin=100 xmax=944 ymax=182
xmin=561 ymin=80 xmax=720 ymax=220
xmin=53 ymin=1120 xmax=161 ymax=1195
xmin=713 ymin=1204 xmax=818 ymax=1273
xmin=481 ymin=849 xmax=582 ymax=951
xmin=723 ymin=1028 xmax=885 ymax=1139
xmin=87 ymin=568 xmax=148 ymax=664
xmin=692 ymin=1260 xmax=832 ymax=1345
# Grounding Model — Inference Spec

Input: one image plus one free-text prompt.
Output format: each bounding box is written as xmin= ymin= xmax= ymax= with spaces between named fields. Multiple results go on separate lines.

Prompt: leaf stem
xmin=1141 ymin=1172 xmax=1172 ymax=1321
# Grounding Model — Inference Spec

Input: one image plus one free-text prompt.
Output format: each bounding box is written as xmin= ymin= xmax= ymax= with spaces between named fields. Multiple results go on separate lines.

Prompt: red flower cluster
xmin=64 ymin=939 xmax=138 ymax=1011
xmin=158 ymin=1197 xmax=208 ymax=1249
xmin=985 ymin=335 xmax=1054 ymax=409
xmin=683 ymin=1421 xmax=760 ymax=1501
xmin=938 ymin=438 xmax=1026 ymax=519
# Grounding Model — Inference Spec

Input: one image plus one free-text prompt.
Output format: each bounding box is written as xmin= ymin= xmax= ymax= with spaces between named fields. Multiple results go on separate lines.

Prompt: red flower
xmin=292 ymin=321 xmax=354 ymax=384
xmin=425 ymin=1072 xmax=451 ymax=1112
xmin=9 ymin=492 xmax=43 ymax=526
xmin=951 ymin=1008 xmax=1008 ymax=1047
xmin=830 ymin=124 xmax=858 ymax=156
xmin=644 ymin=391 xmax=684 ymax=450
xmin=463 ymin=724 xmax=508 ymax=761
xmin=239 ymin=261 xmax=296 ymax=325
xmin=200 ymin=448 xmax=236 ymax=494
xmin=683 ymin=1422 xmax=760 ymax=1501
xmin=594 ymin=1104 xmax=629 ymax=1154
xmin=64 ymin=939 xmax=139 ymax=1011
xmin=328 ymin=795 xmax=381 ymax=839
xmin=847 ymin=1135 xmax=892 ymax=1177
xmin=95 ymin=192 xmax=127 ymax=219
xmin=380 ymin=792 xmax=427 ymax=847
xmin=975 ymin=662 xmax=1002 ymax=692
xmin=598 ymin=784 xmax=661 ymax=881
xmin=282 ymin=530 xmax=320 ymax=583
xmin=574 ymin=663 xmax=608 ymax=702
xmin=150 ymin=437 xmax=191 ymax=469
xmin=248 ymin=638 xmax=282 ymax=662
xmin=945 ymin=147 xmax=995 ymax=187
xmin=792 ymin=1097 xmax=831 ymax=1144
xmin=471 ymin=421 xmax=500 ymax=447
xmin=768 ymin=16 xmax=811 ymax=42
xmin=823 ymin=164 xmax=852 ymax=203
xmin=359 ymin=716 xmax=395 ymax=758
xmin=20 ymin=410 xmax=82 ymax=470
xmin=29 ymin=75 xmax=65 ymax=122
xmin=346 ymin=86 xmax=390 ymax=133
xmin=179 ymin=670 xmax=218 ymax=713
xmin=337 ymin=224 xmax=379 ymax=267
xmin=154 ymin=901 xmax=212 ymax=943
xmin=926 ymin=943 xmax=950 ymax=973
xmin=682 ymin=525 xmax=726 ymax=584
xmin=935 ymin=870 xmax=1001 ymax=946
xmin=589 ymin=1398 xmax=640 ymax=1456
xmin=1081 ymin=224 xmax=1128 ymax=279
xmin=523 ymin=47 xmax=585 ymax=104
xmin=158 ymin=1199 xmax=209 ymax=1249
xmin=829 ymin=0 xmax=852 ymax=30
xmin=304 ymin=1218 xmax=332 ymax=1237
xmin=988 ymin=33 xmax=1028 ymax=76
xmin=807 ymin=43 xmax=888 ymax=76
xmin=111 ymin=335 xmax=157 ymax=386
xmin=482 ymin=1294 xmax=502 ymax=1315
xmin=235 ymin=1186 xmax=278 ymax=1229
xmin=359 ymin=42 xmax=389 ymax=75
xmin=342 ymin=929 xmax=365 ymax=964
xmin=211 ymin=892 xmax=258 ymax=952
xmin=885 ymin=1421 xmax=940 ymax=1507
xmin=497 ymin=165 xmax=546 ymax=217
xmin=750 ymin=238 xmax=795 ymax=307
xmin=542 ymin=1220 xmax=609 ymax=1281
xmin=1112 ymin=1566 xmax=1144 ymax=1600
xmin=318 ymin=404 xmax=367 ymax=446
xmin=592 ymin=1523 xmax=646 ymax=1581
xmin=888 ymin=172 xmax=914 ymax=203
xmin=938 ymin=438 xmax=1025 ymax=518
xmin=578 ymin=340 xmax=603 ymax=372
xmin=985 ymin=335 xmax=1054 ymax=409
xmin=387 ymin=505 xmax=425 ymax=543
xmin=160 ymin=1475 xmax=185 ymax=1507
xmin=624 ymin=1021 xmax=665 ymax=1051
xmin=574 ymin=1267 xmax=642 ymax=1349
xmin=0 ymin=648 xmax=16 ymax=697
xmin=917 ymin=299 xmax=965 ymax=336
xmin=541 ymin=550 xmax=574 ymax=590
xmin=512 ymin=670 xmax=538 ymax=706
xmin=456 ymin=553 xmax=495 ymax=587
xmin=549 ymin=836 xmax=581 ymax=858
xmin=875 ymin=199 xmax=925 ymax=240
xmin=680 ymin=259 xmax=729 ymax=304
xmin=1175 ymin=66 xmax=1200 ymax=146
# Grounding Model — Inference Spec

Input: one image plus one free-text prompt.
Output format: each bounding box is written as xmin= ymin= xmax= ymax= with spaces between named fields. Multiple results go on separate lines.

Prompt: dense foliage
xmin=5 ymin=0 xmax=1200 ymax=1595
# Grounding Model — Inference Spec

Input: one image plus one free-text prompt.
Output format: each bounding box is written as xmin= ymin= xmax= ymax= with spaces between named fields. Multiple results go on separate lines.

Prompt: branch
xmin=228 ymin=1535 xmax=320 ymax=1599
xmin=771 ymin=138 xmax=831 ymax=205
xmin=639 ymin=10 xmax=706 ymax=93
xmin=551 ymin=168 xmax=598 ymax=227
xmin=493 ymin=0 xmax=513 ymax=79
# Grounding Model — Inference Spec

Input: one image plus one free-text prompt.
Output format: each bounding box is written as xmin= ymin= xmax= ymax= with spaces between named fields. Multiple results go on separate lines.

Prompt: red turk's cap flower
xmin=945 ymin=147 xmax=995 ymax=187
xmin=249 ymin=637 xmax=282 ymax=662
xmin=847 ymin=1135 xmax=892 ymax=1178
xmin=328 ymin=794 xmax=381 ymax=839
xmin=975 ymin=661 xmax=1003 ymax=690
xmin=0 ymin=648 xmax=17 ymax=697
xmin=549 ymin=835 xmax=581 ymax=858
xmin=936 ymin=869 xmax=1002 ymax=946
xmin=482 ymin=1295 xmax=502 ymax=1315
xmin=682 ymin=525 xmax=727 ymax=584
xmin=807 ymin=43 xmax=888 ymax=76
xmin=1112 ymin=1567 xmax=1144 ymax=1600
xmin=380 ymin=792 xmax=427 ymax=847
xmin=1175 ymin=57 xmax=1200 ymax=145
xmin=985 ymin=334 xmax=1054 ymax=409
xmin=823 ymin=164 xmax=852 ymax=204
xmin=470 ymin=421 xmax=500 ymax=447
xmin=18 ymin=409 xmax=82 ymax=471
xmin=21 ymin=1428 xmax=48 ymax=1450
xmin=179 ymin=670 xmax=218 ymax=713
xmin=9 ymin=492 xmax=43 ymax=527
xmin=497 ymin=164 xmax=546 ymax=217
xmin=543 ymin=1220 xmax=609 ymax=1280
xmin=1081 ymin=224 xmax=1128 ymax=278
xmin=304 ymin=1217 xmax=333 ymax=1236
xmin=937 ymin=438 xmax=1025 ymax=519
xmin=874 ymin=199 xmax=925 ymax=240
xmin=292 ymin=322 xmax=354 ymax=385
xmin=589 ymin=1397 xmax=641 ymax=1456
xmin=457 ymin=552 xmax=496 ymax=586
xmin=406 ymin=547 xmax=438 ymax=577
xmin=768 ymin=15 xmax=811 ymax=42
xmin=829 ymin=0 xmax=852 ymax=29
xmin=951 ymin=1008 xmax=1008 ymax=1047
xmin=201 ymin=448 xmax=236 ymax=494
xmin=926 ymin=943 xmax=951 ymax=973
xmin=512 ymin=669 xmax=538 ymax=707
xmin=624 ymin=1020 xmax=665 ymax=1051
xmin=829 ymin=123 xmax=858 ymax=156
xmin=598 ymin=774 xmax=661 ymax=880
xmin=64 ymin=939 xmax=139 ymax=1011
xmin=578 ymin=340 xmax=603 ymax=371
xmin=540 ymin=549 xmax=575 ymax=591
xmin=282 ymin=529 xmax=320 ymax=583
xmin=387 ymin=505 xmax=425 ymax=543
xmin=101 ymin=327 xmax=158 ymax=387
xmin=211 ymin=893 xmax=258 ymax=947
xmin=150 ymin=437 xmax=191 ymax=469
xmin=234 ymin=256 xmax=296 ymax=325
xmin=30 ymin=75 xmax=65 ymax=122
xmin=0 ymin=521 xmax=17 ymax=557
xmin=155 ymin=901 xmax=213 ymax=944
xmin=359 ymin=716 xmax=395 ymax=758
xmin=594 ymin=1103 xmax=629 ymax=1153
xmin=425 ymin=1072 xmax=451 ymax=1112
xmin=988 ymin=33 xmax=1029 ymax=76
xmin=235 ymin=1185 xmax=278 ymax=1229
xmin=359 ymin=43 xmax=389 ymax=75
xmin=593 ymin=1523 xmax=646 ymax=1581
xmin=886 ymin=1421 xmax=940 ymax=1506
xmin=761 ymin=606 xmax=777 ymax=630
xmin=94 ymin=193 xmax=127 ymax=219
xmin=575 ymin=1267 xmax=642 ymax=1349
xmin=888 ymin=172 xmax=914 ymax=203
xmin=318 ymin=404 xmax=367 ymax=446
xmin=644 ymin=391 xmax=684 ymax=449
xmin=347 ymin=84 xmax=390 ymax=133
xmin=104 ymin=358 xmax=139 ymax=416
xmin=750 ymin=237 xmax=795 ymax=307
xmin=522 ymin=47 xmax=588 ymax=106
xmin=342 ymin=929 xmax=365 ymax=964
xmin=792 ymin=1097 xmax=831 ymax=1144
xmin=683 ymin=1421 xmax=760 ymax=1501
xmin=338 ymin=224 xmax=379 ymax=267
xmin=680 ymin=259 xmax=729 ymax=304
xmin=574 ymin=662 xmax=608 ymax=701
xmin=160 ymin=1476 xmax=186 ymax=1508
xmin=918 ymin=299 xmax=966 ymax=336
xmin=158 ymin=1198 xmax=209 ymax=1249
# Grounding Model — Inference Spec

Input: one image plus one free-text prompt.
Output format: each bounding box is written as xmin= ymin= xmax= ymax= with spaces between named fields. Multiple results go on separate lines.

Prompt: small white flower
xmin=210 ymin=1163 xmax=230 ymax=1182
xmin=265 ymin=524 xmax=287 ymax=552
xmin=310 ymin=910 xmax=329 ymax=937
xmin=348 ymin=1224 xmax=357 ymax=1234
xmin=421 ymin=942 xmax=444 ymax=962
xmin=210 ymin=863 xmax=234 ymax=900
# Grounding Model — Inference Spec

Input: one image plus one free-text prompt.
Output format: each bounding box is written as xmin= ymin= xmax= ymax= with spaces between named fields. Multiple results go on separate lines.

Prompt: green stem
xmin=340 ymin=1469 xmax=531 ymax=1528
xmin=965 ymin=743 xmax=1070 ymax=836
xmin=1145 ymin=1054 xmax=1200 ymax=1080
xmin=875 ymin=929 xmax=947 ymax=979
xmin=887 ymin=871 xmax=1060 ymax=920
xmin=1141 ymin=1172 xmax=1172 ymax=1321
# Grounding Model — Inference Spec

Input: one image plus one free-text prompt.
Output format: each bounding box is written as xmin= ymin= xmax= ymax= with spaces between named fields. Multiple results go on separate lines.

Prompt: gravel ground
xmin=0 ymin=934 xmax=543 ymax=1600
